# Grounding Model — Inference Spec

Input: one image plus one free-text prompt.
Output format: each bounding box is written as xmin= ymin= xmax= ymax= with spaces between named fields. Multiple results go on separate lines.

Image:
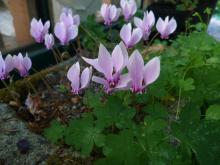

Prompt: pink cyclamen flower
xmin=13 ymin=53 xmax=32 ymax=77
xmin=44 ymin=33 xmax=54 ymax=49
xmin=30 ymin=18 xmax=50 ymax=43
xmin=82 ymin=42 xmax=130 ymax=93
xmin=0 ymin=53 xmax=14 ymax=80
xmin=60 ymin=9 xmax=80 ymax=27
xmin=134 ymin=11 xmax=155 ymax=41
xmin=54 ymin=22 xmax=78 ymax=45
xmin=120 ymin=0 xmax=137 ymax=21
xmin=100 ymin=3 xmax=121 ymax=26
xmin=127 ymin=50 xmax=160 ymax=94
xmin=120 ymin=23 xmax=143 ymax=48
xmin=156 ymin=16 xmax=177 ymax=39
xmin=67 ymin=62 xmax=92 ymax=94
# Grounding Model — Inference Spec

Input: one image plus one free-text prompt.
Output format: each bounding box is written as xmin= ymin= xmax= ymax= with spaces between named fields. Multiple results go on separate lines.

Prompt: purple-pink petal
xmin=67 ymin=62 xmax=80 ymax=92
xmin=44 ymin=33 xmax=54 ymax=49
xmin=98 ymin=44 xmax=113 ymax=80
xmin=54 ymin=22 xmax=67 ymax=45
xmin=80 ymin=67 xmax=92 ymax=89
xmin=143 ymin=57 xmax=160 ymax=86
xmin=127 ymin=50 xmax=144 ymax=92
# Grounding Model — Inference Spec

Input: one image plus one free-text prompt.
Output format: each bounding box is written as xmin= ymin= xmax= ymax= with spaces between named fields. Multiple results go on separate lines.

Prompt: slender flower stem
xmin=31 ymin=67 xmax=52 ymax=91
xmin=148 ymin=33 xmax=159 ymax=47
xmin=175 ymin=87 xmax=182 ymax=120
xmin=54 ymin=47 xmax=63 ymax=62
xmin=79 ymin=25 xmax=98 ymax=44
xmin=51 ymin=49 xmax=59 ymax=63
xmin=77 ymin=37 xmax=82 ymax=56
xmin=26 ymin=78 xmax=38 ymax=94
xmin=1 ymin=80 xmax=10 ymax=93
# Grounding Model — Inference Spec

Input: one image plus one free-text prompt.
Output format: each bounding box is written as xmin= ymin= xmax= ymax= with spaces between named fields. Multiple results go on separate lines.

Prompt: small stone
xmin=16 ymin=139 xmax=30 ymax=154
xmin=71 ymin=97 xmax=81 ymax=104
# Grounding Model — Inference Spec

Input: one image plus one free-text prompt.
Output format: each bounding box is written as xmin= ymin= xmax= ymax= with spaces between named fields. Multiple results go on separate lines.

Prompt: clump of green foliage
xmin=44 ymin=29 xmax=220 ymax=164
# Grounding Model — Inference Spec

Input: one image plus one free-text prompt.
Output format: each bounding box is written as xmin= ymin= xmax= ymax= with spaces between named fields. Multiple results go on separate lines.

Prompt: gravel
xmin=0 ymin=103 xmax=57 ymax=165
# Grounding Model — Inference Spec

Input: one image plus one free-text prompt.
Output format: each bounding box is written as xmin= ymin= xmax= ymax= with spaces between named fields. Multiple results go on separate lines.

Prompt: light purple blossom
xmin=100 ymin=3 xmax=121 ymax=26
xmin=54 ymin=22 xmax=78 ymax=45
xmin=134 ymin=11 xmax=155 ymax=41
xmin=127 ymin=50 xmax=160 ymax=94
xmin=82 ymin=42 xmax=130 ymax=93
xmin=120 ymin=0 xmax=137 ymax=21
xmin=60 ymin=9 xmax=80 ymax=27
xmin=120 ymin=23 xmax=143 ymax=48
xmin=156 ymin=16 xmax=177 ymax=39
xmin=44 ymin=33 xmax=54 ymax=49
xmin=13 ymin=53 xmax=32 ymax=77
xmin=30 ymin=18 xmax=50 ymax=43
xmin=67 ymin=62 xmax=92 ymax=94
xmin=54 ymin=9 xmax=79 ymax=45
xmin=0 ymin=53 xmax=14 ymax=80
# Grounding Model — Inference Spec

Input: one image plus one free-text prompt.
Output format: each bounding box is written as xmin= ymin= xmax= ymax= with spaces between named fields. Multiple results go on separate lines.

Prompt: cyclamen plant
xmin=28 ymin=1 xmax=177 ymax=97
xmin=82 ymin=42 xmax=129 ymax=93
xmin=30 ymin=18 xmax=50 ymax=43
xmin=156 ymin=16 xmax=177 ymax=39
xmin=120 ymin=0 xmax=137 ymax=22
xmin=54 ymin=9 xmax=79 ymax=45
xmin=67 ymin=42 xmax=160 ymax=94
xmin=67 ymin=62 xmax=92 ymax=94
xmin=0 ymin=52 xmax=32 ymax=79
xmin=134 ymin=11 xmax=155 ymax=41
xmin=99 ymin=3 xmax=121 ymax=26
xmin=0 ymin=53 xmax=14 ymax=80
xmin=120 ymin=23 xmax=143 ymax=48
xmin=12 ymin=53 xmax=32 ymax=77
xmin=30 ymin=8 xmax=80 ymax=50
xmin=44 ymin=33 xmax=55 ymax=50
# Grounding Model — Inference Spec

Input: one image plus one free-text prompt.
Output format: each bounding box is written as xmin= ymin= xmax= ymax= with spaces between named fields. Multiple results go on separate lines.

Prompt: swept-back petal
xmin=123 ymin=3 xmax=131 ymax=21
xmin=120 ymin=23 xmax=132 ymax=46
xmin=0 ymin=54 xmax=5 ymax=79
xmin=44 ymin=33 xmax=54 ymax=49
xmin=127 ymin=50 xmax=144 ymax=89
xmin=80 ymin=67 xmax=92 ymax=89
xmin=112 ymin=8 xmax=121 ymax=21
xmin=5 ymin=54 xmax=14 ymax=73
xmin=13 ymin=53 xmax=23 ymax=70
xmin=119 ymin=42 xmax=129 ymax=67
xmin=129 ymin=28 xmax=142 ymax=46
xmin=54 ymin=22 xmax=67 ymax=44
xmin=60 ymin=12 xmax=73 ymax=27
xmin=156 ymin=17 xmax=164 ymax=34
xmin=98 ymin=44 xmax=113 ymax=79
xmin=23 ymin=54 xmax=32 ymax=71
xmin=73 ymin=15 xmax=80 ymax=26
xmin=120 ymin=0 xmax=126 ymax=8
xmin=144 ymin=11 xmax=155 ymax=28
xmin=143 ymin=57 xmax=160 ymax=85
xmin=43 ymin=21 xmax=50 ymax=35
xmin=109 ymin=5 xmax=117 ymax=21
xmin=112 ymin=45 xmax=124 ymax=73
xmin=134 ymin=17 xmax=143 ymax=28
xmin=100 ymin=3 xmax=108 ymax=18
xmin=67 ymin=25 xmax=78 ymax=42
xmin=67 ymin=62 xmax=80 ymax=90
xmin=82 ymin=57 xmax=103 ymax=73
xmin=92 ymin=76 xmax=108 ymax=86
xmin=167 ymin=17 xmax=177 ymax=34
